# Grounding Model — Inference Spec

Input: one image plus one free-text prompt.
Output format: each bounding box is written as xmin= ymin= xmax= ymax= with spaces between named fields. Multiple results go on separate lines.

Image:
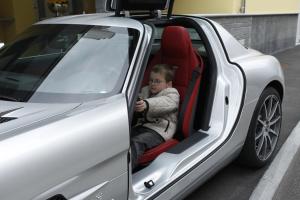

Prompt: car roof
xmin=35 ymin=13 xmax=144 ymax=30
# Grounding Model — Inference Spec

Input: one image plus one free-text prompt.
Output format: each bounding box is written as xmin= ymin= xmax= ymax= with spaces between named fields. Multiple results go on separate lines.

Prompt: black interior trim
xmin=167 ymin=0 xmax=175 ymax=19
xmin=167 ymin=132 xmax=208 ymax=154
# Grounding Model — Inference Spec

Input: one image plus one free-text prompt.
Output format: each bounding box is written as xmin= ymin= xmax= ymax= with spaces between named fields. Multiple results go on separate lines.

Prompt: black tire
xmin=238 ymin=87 xmax=282 ymax=168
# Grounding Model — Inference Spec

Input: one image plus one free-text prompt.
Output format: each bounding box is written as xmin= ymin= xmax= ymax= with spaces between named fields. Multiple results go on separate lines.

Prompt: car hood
xmin=0 ymin=101 xmax=80 ymax=138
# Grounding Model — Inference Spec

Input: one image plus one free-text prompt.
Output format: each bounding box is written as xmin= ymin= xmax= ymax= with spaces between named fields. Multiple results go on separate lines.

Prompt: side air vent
xmin=0 ymin=117 xmax=17 ymax=124
xmin=47 ymin=194 xmax=67 ymax=200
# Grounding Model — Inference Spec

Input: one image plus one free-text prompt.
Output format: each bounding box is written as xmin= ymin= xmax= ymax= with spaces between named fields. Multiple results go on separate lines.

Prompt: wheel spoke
xmin=267 ymin=133 xmax=277 ymax=155
xmin=255 ymin=130 xmax=264 ymax=140
xmin=257 ymin=136 xmax=265 ymax=156
xmin=258 ymin=117 xmax=266 ymax=126
xmin=270 ymin=116 xmax=281 ymax=126
xmin=263 ymin=137 xmax=268 ymax=158
xmin=263 ymin=103 xmax=268 ymax=119
xmin=266 ymin=134 xmax=272 ymax=148
xmin=269 ymin=128 xmax=279 ymax=137
xmin=269 ymin=101 xmax=279 ymax=121
xmin=267 ymin=97 xmax=273 ymax=118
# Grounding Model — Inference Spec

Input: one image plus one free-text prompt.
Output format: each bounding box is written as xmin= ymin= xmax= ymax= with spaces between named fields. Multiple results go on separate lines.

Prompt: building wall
xmin=0 ymin=0 xmax=96 ymax=43
xmin=173 ymin=0 xmax=239 ymax=14
xmin=246 ymin=0 xmax=299 ymax=14
xmin=83 ymin=0 xmax=96 ymax=13
xmin=209 ymin=14 xmax=298 ymax=54
xmin=12 ymin=0 xmax=36 ymax=35
xmin=95 ymin=0 xmax=106 ymax=13
xmin=0 ymin=1 xmax=14 ymax=17
xmin=250 ymin=14 xmax=298 ymax=53
xmin=174 ymin=0 xmax=299 ymax=14
xmin=0 ymin=27 xmax=4 ymax=41
xmin=208 ymin=16 xmax=252 ymax=47
xmin=0 ymin=1 xmax=15 ymax=42
xmin=0 ymin=0 xmax=36 ymax=42
xmin=174 ymin=0 xmax=299 ymax=53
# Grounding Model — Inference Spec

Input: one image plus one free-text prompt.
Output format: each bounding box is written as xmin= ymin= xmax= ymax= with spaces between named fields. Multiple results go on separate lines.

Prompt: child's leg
xmin=131 ymin=130 xmax=164 ymax=170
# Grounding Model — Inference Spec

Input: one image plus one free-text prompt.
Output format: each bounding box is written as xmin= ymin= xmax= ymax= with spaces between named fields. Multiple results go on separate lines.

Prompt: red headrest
xmin=161 ymin=26 xmax=193 ymax=58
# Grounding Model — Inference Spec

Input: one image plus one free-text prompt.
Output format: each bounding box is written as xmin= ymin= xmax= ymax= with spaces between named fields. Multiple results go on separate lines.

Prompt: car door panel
xmin=0 ymin=95 xmax=130 ymax=200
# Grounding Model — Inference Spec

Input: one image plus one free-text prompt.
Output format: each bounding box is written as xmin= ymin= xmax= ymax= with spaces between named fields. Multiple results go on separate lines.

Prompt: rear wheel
xmin=239 ymin=87 xmax=282 ymax=168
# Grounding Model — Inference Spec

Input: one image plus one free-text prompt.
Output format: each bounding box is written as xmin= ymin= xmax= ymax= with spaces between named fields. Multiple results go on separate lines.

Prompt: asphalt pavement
xmin=185 ymin=45 xmax=300 ymax=200
xmin=274 ymin=142 xmax=300 ymax=200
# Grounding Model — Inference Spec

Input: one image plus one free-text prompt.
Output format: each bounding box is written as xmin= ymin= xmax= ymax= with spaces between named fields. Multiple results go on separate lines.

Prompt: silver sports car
xmin=0 ymin=0 xmax=284 ymax=200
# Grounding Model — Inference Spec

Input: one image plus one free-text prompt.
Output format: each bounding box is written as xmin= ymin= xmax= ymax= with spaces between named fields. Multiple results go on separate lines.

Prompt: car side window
xmin=186 ymin=28 xmax=206 ymax=56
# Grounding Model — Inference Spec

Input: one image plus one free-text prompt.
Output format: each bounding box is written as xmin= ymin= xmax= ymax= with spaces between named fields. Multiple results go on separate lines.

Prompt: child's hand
xmin=135 ymin=100 xmax=146 ymax=112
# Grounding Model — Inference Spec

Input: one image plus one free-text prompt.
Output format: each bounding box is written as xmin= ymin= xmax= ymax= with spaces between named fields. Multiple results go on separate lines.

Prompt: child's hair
xmin=151 ymin=64 xmax=176 ymax=82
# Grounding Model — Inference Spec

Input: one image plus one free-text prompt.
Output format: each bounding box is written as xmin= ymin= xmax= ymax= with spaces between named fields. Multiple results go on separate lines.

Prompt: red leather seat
xmin=138 ymin=26 xmax=204 ymax=165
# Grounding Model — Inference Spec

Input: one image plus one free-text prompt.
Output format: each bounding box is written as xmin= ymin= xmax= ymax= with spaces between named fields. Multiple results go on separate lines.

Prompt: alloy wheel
xmin=255 ymin=94 xmax=282 ymax=161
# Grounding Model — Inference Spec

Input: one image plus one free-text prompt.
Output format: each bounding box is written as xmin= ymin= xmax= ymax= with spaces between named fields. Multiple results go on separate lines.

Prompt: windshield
xmin=0 ymin=24 xmax=140 ymax=103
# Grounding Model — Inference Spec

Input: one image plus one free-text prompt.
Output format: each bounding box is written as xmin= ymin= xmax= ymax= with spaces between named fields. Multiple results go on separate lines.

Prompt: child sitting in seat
xmin=131 ymin=64 xmax=179 ymax=170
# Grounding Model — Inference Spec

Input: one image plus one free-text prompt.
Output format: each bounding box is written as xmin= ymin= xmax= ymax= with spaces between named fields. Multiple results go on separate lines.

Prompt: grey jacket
xmin=137 ymin=86 xmax=180 ymax=141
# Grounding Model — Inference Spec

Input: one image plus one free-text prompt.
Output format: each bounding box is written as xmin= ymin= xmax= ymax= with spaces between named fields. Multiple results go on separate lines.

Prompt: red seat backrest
xmin=143 ymin=26 xmax=204 ymax=138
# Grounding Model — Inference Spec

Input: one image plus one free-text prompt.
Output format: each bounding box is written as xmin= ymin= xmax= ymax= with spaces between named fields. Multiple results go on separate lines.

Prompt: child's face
xmin=149 ymin=72 xmax=172 ymax=94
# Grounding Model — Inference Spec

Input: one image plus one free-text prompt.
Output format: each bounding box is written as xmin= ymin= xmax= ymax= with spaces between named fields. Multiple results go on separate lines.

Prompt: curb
xmin=249 ymin=121 xmax=300 ymax=200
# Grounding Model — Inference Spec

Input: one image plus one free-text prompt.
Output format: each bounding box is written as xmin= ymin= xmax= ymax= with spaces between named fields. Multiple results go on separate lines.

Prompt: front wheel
xmin=238 ymin=87 xmax=282 ymax=168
